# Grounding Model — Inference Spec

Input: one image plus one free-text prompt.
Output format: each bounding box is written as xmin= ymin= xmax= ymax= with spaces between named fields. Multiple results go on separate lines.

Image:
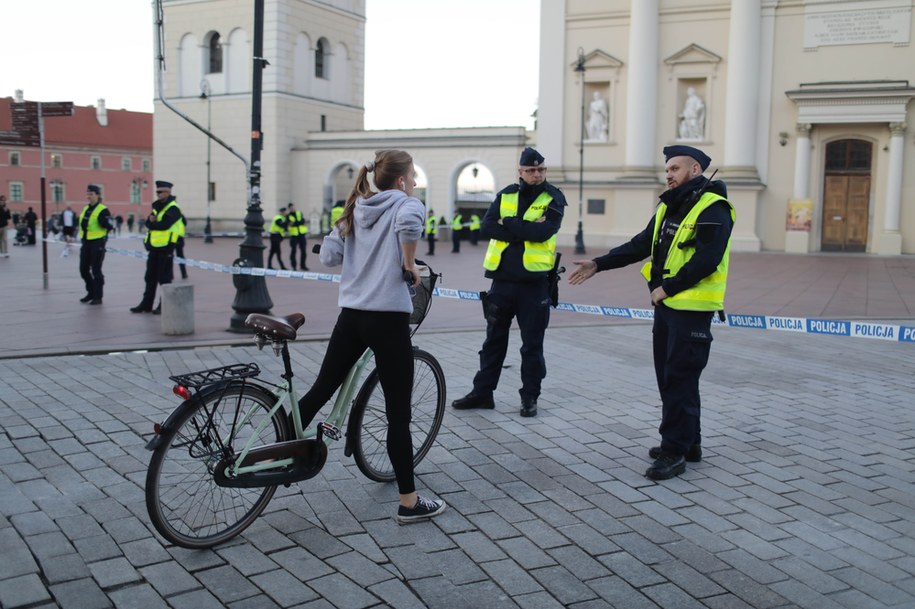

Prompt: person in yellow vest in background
xmin=452 ymin=147 xmax=566 ymax=418
xmin=569 ymin=145 xmax=734 ymax=481
xmin=132 ymin=180 xmax=183 ymax=314
xmin=425 ymin=209 xmax=438 ymax=256
xmin=287 ymin=202 xmax=309 ymax=271
xmin=174 ymin=208 xmax=188 ymax=280
xmin=450 ymin=211 xmax=464 ymax=253
xmin=330 ymin=200 xmax=345 ymax=228
xmin=78 ymin=184 xmax=114 ymax=305
xmin=267 ymin=206 xmax=288 ymax=270
xmin=469 ymin=212 xmax=481 ymax=245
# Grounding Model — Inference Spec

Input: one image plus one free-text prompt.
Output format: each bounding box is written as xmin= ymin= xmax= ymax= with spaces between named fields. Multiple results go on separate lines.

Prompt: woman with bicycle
xmin=300 ymin=149 xmax=446 ymax=523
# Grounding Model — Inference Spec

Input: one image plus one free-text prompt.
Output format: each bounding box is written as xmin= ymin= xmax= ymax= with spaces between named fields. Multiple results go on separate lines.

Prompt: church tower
xmin=153 ymin=0 xmax=366 ymax=228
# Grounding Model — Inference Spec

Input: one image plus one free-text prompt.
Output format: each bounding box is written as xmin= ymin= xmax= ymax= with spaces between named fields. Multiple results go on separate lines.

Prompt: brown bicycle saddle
xmin=245 ymin=313 xmax=306 ymax=340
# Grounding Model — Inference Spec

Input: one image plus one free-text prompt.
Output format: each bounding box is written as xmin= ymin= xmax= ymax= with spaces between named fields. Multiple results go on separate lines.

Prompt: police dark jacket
xmin=480 ymin=180 xmax=566 ymax=282
xmin=146 ymin=196 xmax=182 ymax=232
xmin=593 ymin=175 xmax=733 ymax=297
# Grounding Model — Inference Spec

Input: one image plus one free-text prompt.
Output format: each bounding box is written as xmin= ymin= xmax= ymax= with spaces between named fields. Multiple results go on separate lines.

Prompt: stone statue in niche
xmin=586 ymin=91 xmax=609 ymax=142
xmin=678 ymin=87 xmax=706 ymax=141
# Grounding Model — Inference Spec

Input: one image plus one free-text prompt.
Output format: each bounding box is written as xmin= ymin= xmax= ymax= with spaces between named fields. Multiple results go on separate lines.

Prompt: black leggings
xmin=298 ymin=308 xmax=415 ymax=494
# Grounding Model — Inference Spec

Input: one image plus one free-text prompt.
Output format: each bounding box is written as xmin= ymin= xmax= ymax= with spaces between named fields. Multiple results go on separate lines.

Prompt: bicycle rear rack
xmin=169 ymin=363 xmax=261 ymax=389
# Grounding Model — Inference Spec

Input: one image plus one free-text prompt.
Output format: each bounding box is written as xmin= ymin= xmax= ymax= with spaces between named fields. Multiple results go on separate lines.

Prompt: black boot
xmin=645 ymin=453 xmax=686 ymax=480
xmin=520 ymin=396 xmax=538 ymax=417
xmin=452 ymin=392 xmax=494 ymax=410
xmin=649 ymin=444 xmax=702 ymax=463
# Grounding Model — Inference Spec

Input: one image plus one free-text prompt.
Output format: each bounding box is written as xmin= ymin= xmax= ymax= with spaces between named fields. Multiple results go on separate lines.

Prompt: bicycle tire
xmin=145 ymin=384 xmax=287 ymax=549
xmin=350 ymin=348 xmax=446 ymax=482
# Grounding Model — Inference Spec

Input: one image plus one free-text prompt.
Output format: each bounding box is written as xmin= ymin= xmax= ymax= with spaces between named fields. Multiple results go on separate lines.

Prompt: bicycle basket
xmin=409 ymin=262 xmax=439 ymax=327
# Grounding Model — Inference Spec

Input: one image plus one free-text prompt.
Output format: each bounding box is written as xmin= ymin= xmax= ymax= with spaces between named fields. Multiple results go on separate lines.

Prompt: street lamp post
xmin=200 ymin=79 xmax=213 ymax=243
xmin=574 ymin=48 xmax=587 ymax=255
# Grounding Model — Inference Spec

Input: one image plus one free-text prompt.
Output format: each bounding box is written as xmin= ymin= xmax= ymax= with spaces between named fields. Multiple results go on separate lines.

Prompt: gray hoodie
xmin=320 ymin=189 xmax=425 ymax=313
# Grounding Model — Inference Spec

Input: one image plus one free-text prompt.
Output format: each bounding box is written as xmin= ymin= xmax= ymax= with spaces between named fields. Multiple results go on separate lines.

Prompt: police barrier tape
xmin=105 ymin=246 xmax=915 ymax=344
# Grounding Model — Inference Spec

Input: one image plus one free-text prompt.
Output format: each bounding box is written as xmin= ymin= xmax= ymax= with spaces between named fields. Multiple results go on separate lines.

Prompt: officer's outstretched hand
xmin=568 ymin=260 xmax=597 ymax=285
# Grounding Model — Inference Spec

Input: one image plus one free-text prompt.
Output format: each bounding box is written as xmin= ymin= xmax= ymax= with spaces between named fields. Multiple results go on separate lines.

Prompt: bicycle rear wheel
xmin=145 ymin=384 xmax=287 ymax=549
xmin=350 ymin=348 xmax=446 ymax=482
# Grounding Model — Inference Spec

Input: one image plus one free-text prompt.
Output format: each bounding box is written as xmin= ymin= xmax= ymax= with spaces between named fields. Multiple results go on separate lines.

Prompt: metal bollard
xmin=161 ymin=284 xmax=195 ymax=335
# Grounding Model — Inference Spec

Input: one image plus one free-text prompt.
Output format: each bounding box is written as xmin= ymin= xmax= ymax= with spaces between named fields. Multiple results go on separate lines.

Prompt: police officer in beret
xmin=78 ymin=185 xmax=114 ymax=305
xmin=452 ymin=147 xmax=566 ymax=417
xmin=131 ymin=180 xmax=184 ymax=314
xmin=569 ymin=145 xmax=734 ymax=480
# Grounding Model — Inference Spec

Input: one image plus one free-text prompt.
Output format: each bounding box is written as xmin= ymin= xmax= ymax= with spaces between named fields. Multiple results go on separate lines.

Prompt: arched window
xmin=315 ymin=38 xmax=328 ymax=79
xmin=208 ymin=33 xmax=223 ymax=74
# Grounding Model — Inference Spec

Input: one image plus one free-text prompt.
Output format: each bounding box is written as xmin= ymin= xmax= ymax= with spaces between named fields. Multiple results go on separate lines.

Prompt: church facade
xmin=155 ymin=0 xmax=914 ymax=255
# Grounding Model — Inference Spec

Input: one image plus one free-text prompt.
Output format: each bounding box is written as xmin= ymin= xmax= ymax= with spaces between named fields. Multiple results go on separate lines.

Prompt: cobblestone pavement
xmin=2 ymin=321 xmax=914 ymax=608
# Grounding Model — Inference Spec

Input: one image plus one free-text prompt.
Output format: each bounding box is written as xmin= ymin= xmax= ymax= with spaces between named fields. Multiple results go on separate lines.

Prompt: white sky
xmin=0 ymin=0 xmax=539 ymax=131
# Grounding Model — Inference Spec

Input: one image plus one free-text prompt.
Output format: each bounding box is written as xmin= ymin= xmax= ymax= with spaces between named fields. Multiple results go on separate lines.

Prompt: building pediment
xmin=664 ymin=44 xmax=722 ymax=66
xmin=571 ymin=50 xmax=623 ymax=83
xmin=786 ymin=80 xmax=915 ymax=123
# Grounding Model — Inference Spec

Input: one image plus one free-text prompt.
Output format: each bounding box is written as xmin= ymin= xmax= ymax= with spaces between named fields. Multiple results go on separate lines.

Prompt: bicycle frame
xmin=223 ymin=347 xmax=375 ymax=479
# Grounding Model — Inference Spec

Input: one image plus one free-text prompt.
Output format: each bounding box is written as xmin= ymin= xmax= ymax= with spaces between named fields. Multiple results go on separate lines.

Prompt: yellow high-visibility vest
xmin=452 ymin=214 xmax=463 ymax=230
xmin=288 ymin=210 xmax=303 ymax=236
xmin=330 ymin=206 xmax=344 ymax=226
xmin=79 ymin=203 xmax=108 ymax=240
xmin=639 ymin=192 xmax=735 ymax=311
xmin=146 ymin=201 xmax=181 ymax=248
xmin=426 ymin=215 xmax=438 ymax=235
xmin=469 ymin=214 xmax=481 ymax=230
xmin=483 ymin=191 xmax=556 ymax=272
xmin=269 ymin=214 xmax=287 ymax=236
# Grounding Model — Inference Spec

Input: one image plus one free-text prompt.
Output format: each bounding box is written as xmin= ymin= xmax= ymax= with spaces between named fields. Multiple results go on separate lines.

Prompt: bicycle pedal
xmin=319 ymin=422 xmax=342 ymax=441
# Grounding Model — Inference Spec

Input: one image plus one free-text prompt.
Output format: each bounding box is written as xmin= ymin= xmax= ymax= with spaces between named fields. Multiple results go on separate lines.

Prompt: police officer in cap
xmin=569 ymin=145 xmax=735 ymax=480
xmin=78 ymin=185 xmax=114 ymax=305
xmin=131 ymin=180 xmax=183 ymax=314
xmin=452 ymin=147 xmax=566 ymax=417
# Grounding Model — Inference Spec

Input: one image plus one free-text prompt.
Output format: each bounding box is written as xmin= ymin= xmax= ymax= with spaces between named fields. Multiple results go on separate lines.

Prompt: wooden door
xmin=822 ymin=140 xmax=871 ymax=252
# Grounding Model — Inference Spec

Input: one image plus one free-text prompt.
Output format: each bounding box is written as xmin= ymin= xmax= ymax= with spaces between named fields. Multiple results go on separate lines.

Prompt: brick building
xmin=0 ymin=91 xmax=152 ymax=226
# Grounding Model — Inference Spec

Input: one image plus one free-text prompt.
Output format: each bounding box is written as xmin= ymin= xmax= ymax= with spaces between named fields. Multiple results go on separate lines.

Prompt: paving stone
xmin=302 ymin=573 xmax=377 ymax=609
xmin=217 ymin=543 xmax=279 ymax=577
xmin=89 ymin=556 xmax=143 ymax=589
xmin=195 ymin=565 xmax=262 ymax=605
xmin=36 ymin=552 xmax=92 ymax=584
xmin=529 ymin=565 xmax=597 ymax=606
xmin=325 ymin=550 xmax=395 ymax=587
xmin=267 ymin=547 xmax=335 ymax=582
xmin=0 ymin=574 xmax=52 ymax=608
xmin=107 ymin=583 xmax=171 ymax=609
xmin=367 ymin=578 xmax=425 ymax=609
xmin=250 ymin=569 xmax=319 ymax=607
xmin=73 ymin=534 xmax=123 ymax=563
xmin=167 ymin=588 xmax=227 ymax=609
xmin=48 ymin=578 xmax=111 ymax=609
xmin=139 ymin=561 xmax=201 ymax=597
xmin=409 ymin=575 xmax=475 ymax=609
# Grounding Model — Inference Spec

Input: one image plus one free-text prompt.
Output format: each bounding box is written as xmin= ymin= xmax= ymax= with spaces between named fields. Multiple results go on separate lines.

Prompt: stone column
xmin=878 ymin=122 xmax=906 ymax=255
xmin=785 ymin=123 xmax=812 ymax=254
xmin=623 ymin=0 xmax=658 ymax=179
xmin=723 ymin=0 xmax=761 ymax=181
xmin=792 ymin=123 xmax=812 ymax=199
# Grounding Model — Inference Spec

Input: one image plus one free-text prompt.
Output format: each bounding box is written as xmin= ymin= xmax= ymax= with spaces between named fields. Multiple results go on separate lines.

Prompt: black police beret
xmin=155 ymin=180 xmax=174 ymax=189
xmin=662 ymin=145 xmax=711 ymax=171
xmin=519 ymin=147 xmax=545 ymax=166
xmin=86 ymin=184 xmax=101 ymax=195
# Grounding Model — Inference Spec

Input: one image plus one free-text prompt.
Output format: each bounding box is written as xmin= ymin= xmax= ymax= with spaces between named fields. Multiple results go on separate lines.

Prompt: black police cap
xmin=662 ymin=145 xmax=711 ymax=171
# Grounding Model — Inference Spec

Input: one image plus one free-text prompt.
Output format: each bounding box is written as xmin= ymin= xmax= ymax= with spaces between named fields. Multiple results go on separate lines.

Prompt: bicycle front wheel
xmin=145 ymin=384 xmax=287 ymax=549
xmin=350 ymin=348 xmax=446 ymax=482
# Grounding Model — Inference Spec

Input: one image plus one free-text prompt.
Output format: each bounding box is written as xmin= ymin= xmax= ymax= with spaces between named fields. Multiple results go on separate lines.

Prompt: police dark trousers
xmin=175 ymin=236 xmax=187 ymax=278
xmin=426 ymin=232 xmax=435 ymax=255
xmin=289 ymin=234 xmax=307 ymax=269
xmin=297 ymin=309 xmax=416 ymax=494
xmin=268 ymin=234 xmax=285 ymax=269
xmin=79 ymin=238 xmax=107 ymax=300
xmin=653 ymin=304 xmax=713 ymax=455
xmin=473 ymin=278 xmax=551 ymax=400
xmin=138 ymin=246 xmax=174 ymax=309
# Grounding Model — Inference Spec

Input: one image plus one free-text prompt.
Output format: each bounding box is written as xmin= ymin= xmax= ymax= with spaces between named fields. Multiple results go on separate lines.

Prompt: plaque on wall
xmin=804 ymin=1 xmax=912 ymax=48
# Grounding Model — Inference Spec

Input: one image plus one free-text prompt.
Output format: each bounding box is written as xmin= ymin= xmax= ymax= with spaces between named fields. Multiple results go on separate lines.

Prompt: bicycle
xmin=144 ymin=264 xmax=445 ymax=549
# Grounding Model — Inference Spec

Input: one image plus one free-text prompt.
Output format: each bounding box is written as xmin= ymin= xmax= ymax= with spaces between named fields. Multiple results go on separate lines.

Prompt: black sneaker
xmin=79 ymin=294 xmax=93 ymax=303
xmin=452 ymin=392 xmax=494 ymax=410
xmin=649 ymin=444 xmax=702 ymax=462
xmin=645 ymin=453 xmax=686 ymax=480
xmin=520 ymin=396 xmax=537 ymax=417
xmin=397 ymin=496 xmax=446 ymax=524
